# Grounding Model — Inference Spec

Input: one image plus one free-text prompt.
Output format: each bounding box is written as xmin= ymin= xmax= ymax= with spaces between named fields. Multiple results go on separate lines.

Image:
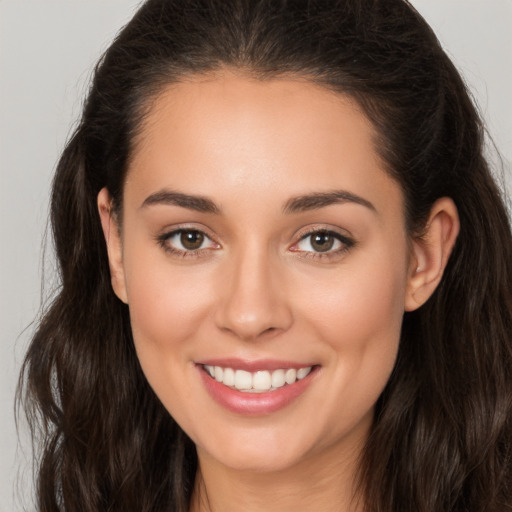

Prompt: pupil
xmin=311 ymin=232 xmax=334 ymax=252
xmin=181 ymin=231 xmax=204 ymax=250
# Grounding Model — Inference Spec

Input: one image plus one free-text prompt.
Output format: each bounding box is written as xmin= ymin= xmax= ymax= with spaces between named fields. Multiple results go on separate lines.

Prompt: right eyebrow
xmin=140 ymin=189 xmax=221 ymax=214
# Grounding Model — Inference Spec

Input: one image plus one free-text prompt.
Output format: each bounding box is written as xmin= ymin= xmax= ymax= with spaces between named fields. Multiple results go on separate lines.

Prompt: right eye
xmin=158 ymin=229 xmax=219 ymax=255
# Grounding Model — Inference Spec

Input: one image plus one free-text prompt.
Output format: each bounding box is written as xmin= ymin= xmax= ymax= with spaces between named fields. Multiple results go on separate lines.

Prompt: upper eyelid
xmin=160 ymin=224 xmax=217 ymax=241
xmin=292 ymin=227 xmax=356 ymax=252
xmin=157 ymin=226 xmax=220 ymax=252
xmin=294 ymin=225 xmax=354 ymax=242
xmin=157 ymin=224 xmax=354 ymax=248
xmin=156 ymin=229 xmax=220 ymax=259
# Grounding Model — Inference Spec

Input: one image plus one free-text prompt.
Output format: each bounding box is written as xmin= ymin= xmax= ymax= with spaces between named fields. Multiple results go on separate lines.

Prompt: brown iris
xmin=310 ymin=231 xmax=335 ymax=252
xmin=180 ymin=230 xmax=204 ymax=250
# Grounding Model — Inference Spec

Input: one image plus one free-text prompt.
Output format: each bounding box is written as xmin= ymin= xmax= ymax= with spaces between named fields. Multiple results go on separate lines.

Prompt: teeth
xmin=253 ymin=371 xmax=271 ymax=392
xmin=203 ymin=364 xmax=313 ymax=392
xmin=285 ymin=368 xmax=297 ymax=384
xmin=223 ymin=367 xmax=235 ymax=386
xmin=271 ymin=369 xmax=285 ymax=388
xmin=234 ymin=370 xmax=252 ymax=390
xmin=297 ymin=367 xmax=312 ymax=380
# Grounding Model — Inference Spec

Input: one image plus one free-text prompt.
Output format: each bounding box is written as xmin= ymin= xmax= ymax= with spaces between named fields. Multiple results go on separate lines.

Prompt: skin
xmin=98 ymin=73 xmax=459 ymax=511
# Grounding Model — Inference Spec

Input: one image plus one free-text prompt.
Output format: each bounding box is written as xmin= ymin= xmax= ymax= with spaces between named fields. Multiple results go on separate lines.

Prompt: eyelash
xmin=290 ymin=228 xmax=355 ymax=261
xmin=156 ymin=227 xmax=355 ymax=260
xmin=156 ymin=227 xmax=219 ymax=258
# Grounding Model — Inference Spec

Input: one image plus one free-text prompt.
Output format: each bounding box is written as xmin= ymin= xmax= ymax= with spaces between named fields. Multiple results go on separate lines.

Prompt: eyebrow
xmin=283 ymin=190 xmax=376 ymax=214
xmin=140 ymin=188 xmax=376 ymax=215
xmin=141 ymin=190 xmax=220 ymax=214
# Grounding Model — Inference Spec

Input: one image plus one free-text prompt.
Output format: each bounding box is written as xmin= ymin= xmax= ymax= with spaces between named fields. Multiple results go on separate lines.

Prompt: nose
xmin=214 ymin=246 xmax=293 ymax=341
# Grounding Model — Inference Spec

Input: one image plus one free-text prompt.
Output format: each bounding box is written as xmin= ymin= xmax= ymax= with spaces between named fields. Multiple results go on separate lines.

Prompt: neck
xmin=189 ymin=429 xmax=368 ymax=512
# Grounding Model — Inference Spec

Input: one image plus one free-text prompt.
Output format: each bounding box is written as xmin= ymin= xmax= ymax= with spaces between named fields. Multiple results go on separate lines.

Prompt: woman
xmin=20 ymin=0 xmax=512 ymax=511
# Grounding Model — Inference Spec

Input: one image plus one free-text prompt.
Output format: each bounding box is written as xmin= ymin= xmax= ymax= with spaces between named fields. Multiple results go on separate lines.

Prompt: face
xmin=101 ymin=74 xmax=418 ymax=476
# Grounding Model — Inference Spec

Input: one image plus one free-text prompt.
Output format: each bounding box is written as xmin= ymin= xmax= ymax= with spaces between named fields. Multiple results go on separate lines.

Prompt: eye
xmin=158 ymin=228 xmax=219 ymax=255
xmin=291 ymin=229 xmax=354 ymax=256
xmin=297 ymin=231 xmax=339 ymax=252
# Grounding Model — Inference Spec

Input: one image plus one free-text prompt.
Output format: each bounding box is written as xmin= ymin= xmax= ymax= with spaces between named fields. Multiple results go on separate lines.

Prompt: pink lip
xmin=196 ymin=361 xmax=319 ymax=416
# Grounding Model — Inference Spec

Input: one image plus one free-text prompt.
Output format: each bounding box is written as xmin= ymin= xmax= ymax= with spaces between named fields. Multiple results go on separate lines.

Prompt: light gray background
xmin=1 ymin=1 xmax=511 ymax=510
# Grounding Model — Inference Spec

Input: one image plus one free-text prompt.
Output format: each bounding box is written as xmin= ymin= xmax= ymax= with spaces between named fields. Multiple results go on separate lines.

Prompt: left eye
xmin=164 ymin=229 xmax=216 ymax=251
xmin=294 ymin=231 xmax=346 ymax=253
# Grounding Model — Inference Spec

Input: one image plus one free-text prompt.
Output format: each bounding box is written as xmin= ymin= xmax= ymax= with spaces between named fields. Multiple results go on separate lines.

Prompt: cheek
xmin=295 ymin=244 xmax=408 ymax=411
xmin=122 ymin=255 xmax=219 ymax=422
xmin=123 ymin=248 xmax=215 ymax=359
xmin=299 ymin=249 xmax=406 ymax=334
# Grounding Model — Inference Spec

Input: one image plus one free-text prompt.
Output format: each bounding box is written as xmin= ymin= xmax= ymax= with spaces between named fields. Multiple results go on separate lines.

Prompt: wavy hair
xmin=19 ymin=1 xmax=512 ymax=510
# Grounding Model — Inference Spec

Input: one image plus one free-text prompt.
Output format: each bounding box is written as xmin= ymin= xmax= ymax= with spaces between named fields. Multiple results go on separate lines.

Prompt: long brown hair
xmin=19 ymin=1 xmax=512 ymax=510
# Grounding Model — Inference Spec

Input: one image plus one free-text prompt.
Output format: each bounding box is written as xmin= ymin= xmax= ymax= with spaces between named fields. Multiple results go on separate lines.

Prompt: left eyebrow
xmin=283 ymin=190 xmax=377 ymax=215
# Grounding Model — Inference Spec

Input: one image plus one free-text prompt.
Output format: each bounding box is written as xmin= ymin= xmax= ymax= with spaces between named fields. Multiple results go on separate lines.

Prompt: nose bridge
xmin=215 ymin=240 xmax=292 ymax=340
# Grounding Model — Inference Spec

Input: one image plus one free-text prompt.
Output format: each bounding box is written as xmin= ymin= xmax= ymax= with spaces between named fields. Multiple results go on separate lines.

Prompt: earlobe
xmin=405 ymin=197 xmax=460 ymax=311
xmin=97 ymin=187 xmax=128 ymax=304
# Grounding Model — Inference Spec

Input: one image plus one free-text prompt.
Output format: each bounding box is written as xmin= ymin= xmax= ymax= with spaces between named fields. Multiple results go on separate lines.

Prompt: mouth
xmin=202 ymin=364 xmax=313 ymax=393
xmin=197 ymin=360 xmax=319 ymax=415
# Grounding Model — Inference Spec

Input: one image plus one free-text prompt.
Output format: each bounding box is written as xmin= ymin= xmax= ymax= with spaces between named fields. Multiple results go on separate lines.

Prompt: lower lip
xmin=198 ymin=366 xmax=318 ymax=416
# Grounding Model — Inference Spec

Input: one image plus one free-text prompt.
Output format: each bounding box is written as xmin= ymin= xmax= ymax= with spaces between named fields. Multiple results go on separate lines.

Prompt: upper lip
xmin=196 ymin=358 xmax=317 ymax=372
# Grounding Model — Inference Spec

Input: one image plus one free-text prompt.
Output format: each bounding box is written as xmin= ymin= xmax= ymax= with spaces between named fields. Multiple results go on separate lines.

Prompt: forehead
xmin=125 ymin=73 xmax=402 ymax=220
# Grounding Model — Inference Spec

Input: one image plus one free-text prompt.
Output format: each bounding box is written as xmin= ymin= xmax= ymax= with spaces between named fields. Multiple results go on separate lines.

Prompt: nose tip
xmin=214 ymin=255 xmax=293 ymax=341
xmin=218 ymin=309 xmax=284 ymax=341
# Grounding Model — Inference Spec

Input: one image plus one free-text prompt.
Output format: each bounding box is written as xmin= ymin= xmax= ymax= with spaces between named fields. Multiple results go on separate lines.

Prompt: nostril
xmin=217 ymin=322 xmax=285 ymax=342
xmin=214 ymin=269 xmax=294 ymax=339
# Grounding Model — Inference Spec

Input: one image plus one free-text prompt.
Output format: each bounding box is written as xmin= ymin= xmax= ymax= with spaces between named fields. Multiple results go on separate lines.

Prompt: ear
xmin=405 ymin=197 xmax=460 ymax=311
xmin=97 ymin=187 xmax=128 ymax=304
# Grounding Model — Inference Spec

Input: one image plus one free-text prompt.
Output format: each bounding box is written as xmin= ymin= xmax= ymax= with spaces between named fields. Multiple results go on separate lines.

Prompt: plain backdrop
xmin=1 ymin=1 xmax=511 ymax=510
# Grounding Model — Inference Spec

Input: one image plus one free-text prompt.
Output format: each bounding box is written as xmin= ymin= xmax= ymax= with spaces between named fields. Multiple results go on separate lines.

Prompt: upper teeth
xmin=204 ymin=365 xmax=312 ymax=393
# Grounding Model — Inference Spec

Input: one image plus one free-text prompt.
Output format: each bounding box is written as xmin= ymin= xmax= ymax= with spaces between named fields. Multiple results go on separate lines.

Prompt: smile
xmin=203 ymin=365 xmax=313 ymax=393
xmin=198 ymin=361 xmax=318 ymax=415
